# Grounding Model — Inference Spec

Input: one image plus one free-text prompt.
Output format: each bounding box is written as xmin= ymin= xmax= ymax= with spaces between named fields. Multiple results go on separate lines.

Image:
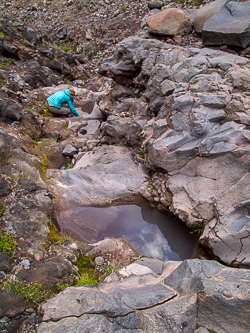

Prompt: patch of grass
xmin=120 ymin=6 xmax=127 ymax=11
xmin=62 ymin=47 xmax=69 ymax=52
xmin=65 ymin=161 xmax=74 ymax=169
xmin=0 ymin=32 xmax=4 ymax=38
xmin=0 ymin=58 xmax=12 ymax=69
xmin=76 ymin=255 xmax=95 ymax=275
xmin=84 ymin=45 xmax=89 ymax=51
xmin=33 ymin=140 xmax=39 ymax=146
xmin=77 ymin=271 xmax=98 ymax=286
xmin=56 ymin=282 xmax=70 ymax=291
xmin=87 ymin=53 xmax=92 ymax=59
xmin=27 ymin=15 xmax=31 ymax=19
xmin=100 ymin=262 xmax=120 ymax=282
xmin=75 ymin=255 xmax=98 ymax=286
xmin=139 ymin=146 xmax=145 ymax=159
xmin=190 ymin=226 xmax=204 ymax=237
xmin=27 ymin=106 xmax=37 ymax=115
xmin=66 ymin=79 xmax=73 ymax=85
xmin=0 ymin=231 xmax=17 ymax=256
xmin=0 ymin=276 xmax=49 ymax=304
xmin=0 ymin=204 xmax=5 ymax=217
xmin=192 ymin=0 xmax=201 ymax=5
xmin=13 ymin=21 xmax=21 ymax=25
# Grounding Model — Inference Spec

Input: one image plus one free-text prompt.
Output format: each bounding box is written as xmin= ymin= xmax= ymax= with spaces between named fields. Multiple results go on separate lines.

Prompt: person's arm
xmin=67 ymin=98 xmax=79 ymax=117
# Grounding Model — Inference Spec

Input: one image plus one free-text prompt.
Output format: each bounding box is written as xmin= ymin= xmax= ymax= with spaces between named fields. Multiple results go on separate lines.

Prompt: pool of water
xmin=55 ymin=202 xmax=198 ymax=261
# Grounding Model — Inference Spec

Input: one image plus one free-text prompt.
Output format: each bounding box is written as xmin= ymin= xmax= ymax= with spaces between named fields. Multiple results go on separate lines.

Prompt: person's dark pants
xmin=46 ymin=101 xmax=71 ymax=116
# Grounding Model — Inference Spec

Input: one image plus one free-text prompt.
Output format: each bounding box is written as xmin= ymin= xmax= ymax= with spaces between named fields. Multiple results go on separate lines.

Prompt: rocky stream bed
xmin=1 ymin=0 xmax=250 ymax=332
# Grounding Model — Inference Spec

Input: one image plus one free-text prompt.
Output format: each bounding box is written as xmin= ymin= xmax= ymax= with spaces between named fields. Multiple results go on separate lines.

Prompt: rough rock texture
xmin=100 ymin=36 xmax=250 ymax=267
xmin=203 ymin=1 xmax=250 ymax=48
xmin=193 ymin=0 xmax=230 ymax=33
xmin=0 ymin=292 xmax=36 ymax=333
xmin=0 ymin=176 xmax=53 ymax=260
xmin=47 ymin=145 xmax=149 ymax=214
xmin=16 ymin=256 xmax=77 ymax=292
xmin=38 ymin=259 xmax=250 ymax=333
xmin=147 ymin=8 xmax=192 ymax=36
xmin=0 ymin=98 xmax=23 ymax=123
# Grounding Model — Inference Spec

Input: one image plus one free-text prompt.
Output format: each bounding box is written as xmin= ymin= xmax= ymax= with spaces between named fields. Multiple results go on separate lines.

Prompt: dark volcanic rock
xmin=148 ymin=1 xmax=163 ymax=10
xmin=0 ymin=98 xmax=23 ymax=122
xmin=22 ymin=60 xmax=59 ymax=88
xmin=0 ymin=251 xmax=12 ymax=272
xmin=0 ymin=176 xmax=10 ymax=196
xmin=16 ymin=256 xmax=76 ymax=292
xmin=0 ymin=292 xmax=35 ymax=318
xmin=0 ymin=41 xmax=19 ymax=58
xmin=203 ymin=1 xmax=250 ymax=48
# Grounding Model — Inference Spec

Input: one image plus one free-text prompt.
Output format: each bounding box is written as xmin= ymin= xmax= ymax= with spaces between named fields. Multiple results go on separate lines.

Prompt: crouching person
xmin=46 ymin=88 xmax=79 ymax=117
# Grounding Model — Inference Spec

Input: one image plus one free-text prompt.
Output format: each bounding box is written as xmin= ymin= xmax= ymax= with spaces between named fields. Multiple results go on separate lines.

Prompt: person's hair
xmin=69 ymin=89 xmax=75 ymax=96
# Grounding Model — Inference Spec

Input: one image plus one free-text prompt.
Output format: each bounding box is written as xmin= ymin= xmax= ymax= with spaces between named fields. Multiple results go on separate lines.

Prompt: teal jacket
xmin=47 ymin=89 xmax=79 ymax=116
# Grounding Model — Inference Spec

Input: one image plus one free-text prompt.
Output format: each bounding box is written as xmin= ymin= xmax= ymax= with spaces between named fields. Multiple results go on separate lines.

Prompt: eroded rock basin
xmin=55 ymin=201 xmax=198 ymax=261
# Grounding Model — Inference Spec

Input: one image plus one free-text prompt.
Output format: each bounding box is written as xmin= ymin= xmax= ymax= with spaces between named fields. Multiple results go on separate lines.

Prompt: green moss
xmin=76 ymin=255 xmax=96 ymax=275
xmin=75 ymin=255 xmax=98 ymax=286
xmin=0 ymin=32 xmax=4 ymax=38
xmin=77 ymin=272 xmax=98 ymax=286
xmin=0 ymin=230 xmax=17 ymax=256
xmin=48 ymin=221 xmax=65 ymax=244
xmin=62 ymin=47 xmax=69 ymax=52
xmin=35 ymin=151 xmax=53 ymax=181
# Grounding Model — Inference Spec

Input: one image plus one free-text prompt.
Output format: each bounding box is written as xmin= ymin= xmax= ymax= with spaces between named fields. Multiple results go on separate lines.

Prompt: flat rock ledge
xmin=38 ymin=259 xmax=250 ymax=333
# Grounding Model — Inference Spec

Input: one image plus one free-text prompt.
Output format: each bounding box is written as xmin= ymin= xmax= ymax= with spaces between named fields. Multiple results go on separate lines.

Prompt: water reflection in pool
xmin=55 ymin=202 xmax=198 ymax=261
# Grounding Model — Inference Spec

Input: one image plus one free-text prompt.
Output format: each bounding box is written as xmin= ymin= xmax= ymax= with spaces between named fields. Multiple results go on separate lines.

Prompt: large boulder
xmin=147 ymin=8 xmax=192 ymax=36
xmin=203 ymin=1 xmax=250 ymax=48
xmin=47 ymin=144 xmax=149 ymax=214
xmin=99 ymin=36 xmax=250 ymax=266
xmin=22 ymin=60 xmax=59 ymax=88
xmin=193 ymin=0 xmax=230 ymax=33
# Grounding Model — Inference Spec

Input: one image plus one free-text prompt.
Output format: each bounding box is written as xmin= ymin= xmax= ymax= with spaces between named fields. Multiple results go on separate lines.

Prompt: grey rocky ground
xmin=38 ymin=259 xmax=250 ymax=333
xmin=1 ymin=0 xmax=250 ymax=332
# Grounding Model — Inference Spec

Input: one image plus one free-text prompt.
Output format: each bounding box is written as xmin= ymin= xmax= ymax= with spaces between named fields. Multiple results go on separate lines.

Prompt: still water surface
xmin=56 ymin=202 xmax=198 ymax=261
